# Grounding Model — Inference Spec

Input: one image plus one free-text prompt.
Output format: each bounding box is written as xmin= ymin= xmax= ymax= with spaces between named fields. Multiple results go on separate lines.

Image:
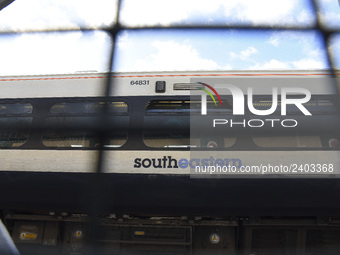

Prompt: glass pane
xmin=0 ymin=103 xmax=33 ymax=115
xmin=43 ymin=101 xmax=129 ymax=148
xmin=144 ymin=133 xmax=236 ymax=148
xmin=0 ymin=117 xmax=32 ymax=147
xmin=252 ymin=134 xmax=340 ymax=149
xmin=50 ymin=102 xmax=128 ymax=114
xmin=0 ymin=0 xmax=118 ymax=31
xmin=42 ymin=116 xmax=128 ymax=148
xmin=144 ymin=100 xmax=235 ymax=148
xmin=144 ymin=134 xmax=194 ymax=148
xmin=251 ymin=96 xmax=338 ymax=115
xmin=146 ymin=100 xmax=232 ymax=114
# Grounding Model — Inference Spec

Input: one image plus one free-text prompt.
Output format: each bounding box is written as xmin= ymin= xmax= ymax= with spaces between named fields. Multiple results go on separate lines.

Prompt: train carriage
xmin=1 ymin=70 xmax=340 ymax=254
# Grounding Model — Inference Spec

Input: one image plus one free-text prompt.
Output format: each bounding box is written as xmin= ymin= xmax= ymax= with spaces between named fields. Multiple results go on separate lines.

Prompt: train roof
xmin=0 ymin=70 xmax=339 ymax=99
xmin=0 ymin=69 xmax=339 ymax=80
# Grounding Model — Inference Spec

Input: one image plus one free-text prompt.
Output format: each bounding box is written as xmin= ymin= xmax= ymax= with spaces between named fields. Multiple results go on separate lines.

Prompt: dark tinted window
xmin=43 ymin=101 xmax=128 ymax=148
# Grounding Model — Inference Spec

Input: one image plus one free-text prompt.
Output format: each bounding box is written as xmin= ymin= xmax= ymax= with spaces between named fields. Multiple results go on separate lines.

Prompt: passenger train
xmin=1 ymin=70 xmax=340 ymax=254
xmin=0 ymin=70 xmax=339 ymax=174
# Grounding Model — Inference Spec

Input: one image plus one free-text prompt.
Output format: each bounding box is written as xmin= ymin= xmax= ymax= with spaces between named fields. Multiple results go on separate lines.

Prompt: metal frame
xmin=1 ymin=0 xmax=340 ymax=254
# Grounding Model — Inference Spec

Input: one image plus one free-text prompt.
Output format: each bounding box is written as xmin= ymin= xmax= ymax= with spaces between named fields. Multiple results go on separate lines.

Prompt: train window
xmin=0 ymin=103 xmax=33 ymax=115
xmin=0 ymin=102 xmax=33 ymax=148
xmin=144 ymin=135 xmax=194 ymax=148
xmin=144 ymin=134 xmax=236 ymax=148
xmin=144 ymin=100 xmax=191 ymax=148
xmin=0 ymin=117 xmax=32 ymax=147
xmin=146 ymin=100 xmax=232 ymax=114
xmin=252 ymin=134 xmax=323 ymax=148
xmin=144 ymin=100 xmax=235 ymax=148
xmin=249 ymin=96 xmax=337 ymax=115
xmin=42 ymin=101 xmax=129 ymax=148
xmin=146 ymin=100 xmax=192 ymax=114
xmin=50 ymin=101 xmax=128 ymax=114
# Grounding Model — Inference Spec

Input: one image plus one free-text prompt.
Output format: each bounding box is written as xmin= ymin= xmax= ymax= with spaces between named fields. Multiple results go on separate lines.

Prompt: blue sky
xmin=0 ymin=0 xmax=339 ymax=75
xmin=115 ymin=29 xmax=330 ymax=71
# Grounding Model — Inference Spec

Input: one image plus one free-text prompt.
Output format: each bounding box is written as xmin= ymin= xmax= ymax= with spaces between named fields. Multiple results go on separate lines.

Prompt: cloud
xmin=0 ymin=0 xmax=315 ymax=30
xmin=250 ymin=59 xmax=291 ymax=70
xmin=120 ymin=0 xmax=314 ymax=26
xmin=114 ymin=28 xmax=329 ymax=72
xmin=117 ymin=31 xmax=129 ymax=49
xmin=292 ymin=58 xmax=326 ymax=69
xmin=267 ymin=31 xmax=326 ymax=58
xmin=226 ymin=0 xmax=295 ymax=25
xmin=250 ymin=32 xmax=328 ymax=70
xmin=120 ymin=0 xmax=204 ymax=26
xmin=0 ymin=0 xmax=117 ymax=31
xmin=118 ymin=40 xmax=229 ymax=72
xmin=250 ymin=58 xmax=327 ymax=70
xmin=230 ymin=46 xmax=258 ymax=61
xmin=267 ymin=31 xmax=306 ymax=47
xmin=268 ymin=37 xmax=280 ymax=47
xmin=296 ymin=9 xmax=314 ymax=24
xmin=0 ymin=31 xmax=111 ymax=75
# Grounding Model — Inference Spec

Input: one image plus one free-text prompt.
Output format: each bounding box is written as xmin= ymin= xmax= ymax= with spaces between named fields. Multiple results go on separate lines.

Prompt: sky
xmin=0 ymin=0 xmax=339 ymax=75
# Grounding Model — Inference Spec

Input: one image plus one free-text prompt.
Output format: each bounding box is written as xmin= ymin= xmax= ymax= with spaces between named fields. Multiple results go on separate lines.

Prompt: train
xmin=1 ymin=70 xmax=340 ymax=254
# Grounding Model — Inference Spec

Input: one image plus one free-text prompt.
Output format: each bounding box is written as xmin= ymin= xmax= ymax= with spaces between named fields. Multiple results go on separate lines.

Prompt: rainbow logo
xmin=197 ymin=82 xmax=223 ymax=106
